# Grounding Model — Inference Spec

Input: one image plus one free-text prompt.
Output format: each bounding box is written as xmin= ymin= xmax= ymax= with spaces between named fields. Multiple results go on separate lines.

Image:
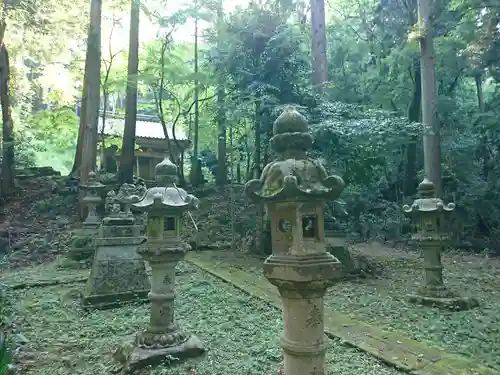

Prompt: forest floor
xmin=1 ymin=176 xmax=499 ymax=374
xmin=197 ymin=245 xmax=500 ymax=372
xmin=2 ymin=262 xmax=405 ymax=375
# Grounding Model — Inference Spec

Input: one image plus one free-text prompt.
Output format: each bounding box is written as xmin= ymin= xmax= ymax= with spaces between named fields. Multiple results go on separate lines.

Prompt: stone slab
xmin=406 ymin=293 xmax=479 ymax=311
xmin=83 ymin=243 xmax=150 ymax=309
xmin=125 ymin=335 xmax=205 ymax=373
xmin=82 ymin=290 xmax=149 ymax=310
xmin=185 ymin=252 xmax=498 ymax=375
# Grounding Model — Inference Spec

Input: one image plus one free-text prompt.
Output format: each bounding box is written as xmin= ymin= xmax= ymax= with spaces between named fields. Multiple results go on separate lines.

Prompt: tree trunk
xmin=117 ymin=0 xmax=140 ymax=184
xmin=79 ymin=0 xmax=102 ymax=219
xmin=190 ymin=15 xmax=200 ymax=186
xmin=215 ymin=4 xmax=226 ymax=186
xmin=71 ymin=76 xmax=88 ymax=176
xmin=0 ymin=42 xmax=14 ymax=197
xmin=100 ymin=90 xmax=108 ymax=169
xmin=253 ymin=99 xmax=261 ymax=178
xmin=403 ymin=61 xmax=422 ymax=196
xmin=71 ymin=0 xmax=102 ymax=177
xmin=475 ymin=74 xmax=491 ymax=179
xmin=418 ymin=0 xmax=442 ymax=196
xmin=475 ymin=74 xmax=484 ymax=112
xmin=310 ymin=0 xmax=328 ymax=95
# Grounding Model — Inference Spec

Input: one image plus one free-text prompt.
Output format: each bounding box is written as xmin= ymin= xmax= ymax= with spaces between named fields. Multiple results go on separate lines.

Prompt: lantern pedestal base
xmin=82 ymin=290 xmax=149 ymax=310
xmin=120 ymin=334 xmax=205 ymax=373
xmin=81 ymin=222 xmax=100 ymax=236
xmin=406 ymin=293 xmax=479 ymax=311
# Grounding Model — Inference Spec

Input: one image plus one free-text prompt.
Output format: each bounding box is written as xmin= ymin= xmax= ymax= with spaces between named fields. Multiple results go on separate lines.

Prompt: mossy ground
xmin=201 ymin=244 xmax=500 ymax=372
xmin=6 ymin=262 xmax=404 ymax=375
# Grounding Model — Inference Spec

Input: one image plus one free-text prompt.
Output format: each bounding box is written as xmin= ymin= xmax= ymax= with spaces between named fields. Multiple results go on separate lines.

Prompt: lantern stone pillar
xmin=81 ymin=171 xmax=105 ymax=235
xmin=244 ymin=107 xmax=345 ymax=375
xmin=120 ymin=156 xmax=204 ymax=371
xmin=403 ymin=179 xmax=479 ymax=310
xmin=82 ymin=200 xmax=150 ymax=310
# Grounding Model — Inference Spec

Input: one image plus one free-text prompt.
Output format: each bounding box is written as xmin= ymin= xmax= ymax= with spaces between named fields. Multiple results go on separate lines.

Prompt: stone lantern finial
xmin=155 ymin=154 xmax=178 ymax=185
xmin=417 ymin=178 xmax=436 ymax=198
xmin=270 ymin=106 xmax=313 ymax=160
xmin=244 ymin=108 xmax=345 ymax=375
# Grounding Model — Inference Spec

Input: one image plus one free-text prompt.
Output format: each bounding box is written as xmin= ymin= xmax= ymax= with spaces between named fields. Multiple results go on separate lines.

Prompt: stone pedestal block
xmin=82 ymin=236 xmax=150 ymax=310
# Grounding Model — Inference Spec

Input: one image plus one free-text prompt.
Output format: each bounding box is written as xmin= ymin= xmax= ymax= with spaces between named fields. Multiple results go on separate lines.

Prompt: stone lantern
xmin=123 ymin=157 xmax=204 ymax=371
xmin=81 ymin=171 xmax=105 ymax=235
xmin=244 ymin=107 xmax=345 ymax=375
xmin=403 ymin=178 xmax=478 ymax=310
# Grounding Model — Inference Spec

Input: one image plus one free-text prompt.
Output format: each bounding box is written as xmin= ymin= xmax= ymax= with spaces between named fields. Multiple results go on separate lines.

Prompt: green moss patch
xmin=11 ymin=262 xmax=403 ymax=375
xmin=189 ymin=248 xmax=500 ymax=373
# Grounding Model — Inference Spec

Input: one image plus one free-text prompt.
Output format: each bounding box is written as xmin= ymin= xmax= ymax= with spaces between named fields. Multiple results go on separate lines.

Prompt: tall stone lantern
xmin=403 ymin=179 xmax=478 ymax=310
xmin=244 ymin=107 xmax=345 ymax=375
xmin=124 ymin=157 xmax=204 ymax=371
xmin=81 ymin=171 xmax=105 ymax=235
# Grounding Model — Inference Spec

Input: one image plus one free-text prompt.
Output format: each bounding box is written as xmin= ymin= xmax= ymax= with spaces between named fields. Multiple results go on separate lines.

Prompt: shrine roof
xmin=98 ymin=116 xmax=187 ymax=140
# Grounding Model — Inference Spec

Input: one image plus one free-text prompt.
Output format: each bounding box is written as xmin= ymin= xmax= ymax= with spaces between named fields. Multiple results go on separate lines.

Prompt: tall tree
xmin=71 ymin=0 xmax=102 ymax=178
xmin=310 ymin=0 xmax=328 ymax=94
xmin=190 ymin=12 xmax=200 ymax=185
xmin=417 ymin=0 xmax=441 ymax=195
xmin=215 ymin=1 xmax=227 ymax=186
xmin=0 ymin=18 xmax=14 ymax=196
xmin=100 ymin=16 xmax=123 ymax=169
xmin=216 ymin=1 xmax=227 ymax=186
xmin=117 ymin=0 xmax=140 ymax=184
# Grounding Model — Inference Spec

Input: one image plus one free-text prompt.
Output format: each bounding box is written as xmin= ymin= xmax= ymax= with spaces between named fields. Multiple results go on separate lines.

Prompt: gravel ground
xmin=10 ymin=262 xmax=404 ymax=375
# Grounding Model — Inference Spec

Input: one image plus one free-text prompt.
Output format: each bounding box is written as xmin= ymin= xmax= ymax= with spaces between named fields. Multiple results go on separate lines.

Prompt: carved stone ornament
xmin=244 ymin=106 xmax=345 ymax=203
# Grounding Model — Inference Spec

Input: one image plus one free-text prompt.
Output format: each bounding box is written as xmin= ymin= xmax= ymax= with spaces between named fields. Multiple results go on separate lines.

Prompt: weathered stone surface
xmin=326 ymin=243 xmax=382 ymax=278
xmin=406 ymin=294 xmax=479 ymax=311
xmin=82 ymin=236 xmax=149 ymax=310
xmin=59 ymin=233 xmax=96 ymax=269
xmin=244 ymin=107 xmax=345 ymax=375
xmin=118 ymin=334 xmax=204 ymax=373
xmin=81 ymin=171 xmax=105 ymax=229
xmin=117 ymin=157 xmax=202 ymax=371
xmin=402 ymin=179 xmax=477 ymax=310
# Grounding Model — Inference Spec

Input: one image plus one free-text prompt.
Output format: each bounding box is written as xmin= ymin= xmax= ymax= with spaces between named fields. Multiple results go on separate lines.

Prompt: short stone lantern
xmin=244 ymin=107 xmax=345 ymax=375
xmin=81 ymin=171 xmax=105 ymax=234
xmin=403 ymin=178 xmax=478 ymax=310
xmin=123 ymin=156 xmax=204 ymax=371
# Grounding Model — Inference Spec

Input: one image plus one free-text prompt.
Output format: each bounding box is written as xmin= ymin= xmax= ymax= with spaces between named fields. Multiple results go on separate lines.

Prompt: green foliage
xmin=72 ymin=235 xmax=92 ymax=250
xmin=0 ymin=332 xmax=14 ymax=375
xmin=0 ymin=285 xmax=14 ymax=375
xmin=3 ymin=0 xmax=500 ymax=252
xmin=17 ymin=108 xmax=79 ymax=175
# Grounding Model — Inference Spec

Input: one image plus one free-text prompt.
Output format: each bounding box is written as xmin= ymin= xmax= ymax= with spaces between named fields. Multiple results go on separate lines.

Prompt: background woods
xmin=1 ymin=0 xmax=500 ymax=251
xmin=2 ymin=1 xmax=500 ymax=375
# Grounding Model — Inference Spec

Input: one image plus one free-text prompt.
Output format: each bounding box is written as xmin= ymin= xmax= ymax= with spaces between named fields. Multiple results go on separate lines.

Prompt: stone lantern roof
xmin=81 ymin=171 xmax=105 ymax=190
xmin=402 ymin=179 xmax=455 ymax=214
xmin=244 ymin=106 xmax=344 ymax=202
xmin=132 ymin=157 xmax=199 ymax=214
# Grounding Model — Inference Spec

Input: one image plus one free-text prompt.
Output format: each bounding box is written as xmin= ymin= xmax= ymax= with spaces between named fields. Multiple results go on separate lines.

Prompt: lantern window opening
xmin=164 ymin=216 xmax=176 ymax=231
xmin=302 ymin=215 xmax=319 ymax=240
xmin=278 ymin=219 xmax=292 ymax=233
